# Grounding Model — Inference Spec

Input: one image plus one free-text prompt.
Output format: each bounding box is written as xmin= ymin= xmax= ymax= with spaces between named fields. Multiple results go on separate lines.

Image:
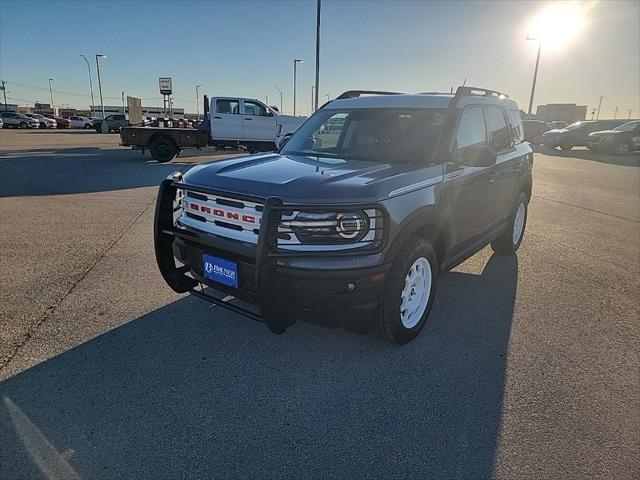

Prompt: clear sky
xmin=1 ymin=0 xmax=638 ymax=118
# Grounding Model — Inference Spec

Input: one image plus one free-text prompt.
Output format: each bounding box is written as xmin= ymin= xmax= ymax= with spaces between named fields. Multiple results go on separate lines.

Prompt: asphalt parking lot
xmin=0 ymin=129 xmax=638 ymax=479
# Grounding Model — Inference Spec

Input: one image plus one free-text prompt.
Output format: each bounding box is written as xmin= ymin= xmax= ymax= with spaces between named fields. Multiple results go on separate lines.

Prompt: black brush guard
xmin=154 ymin=179 xmax=387 ymax=330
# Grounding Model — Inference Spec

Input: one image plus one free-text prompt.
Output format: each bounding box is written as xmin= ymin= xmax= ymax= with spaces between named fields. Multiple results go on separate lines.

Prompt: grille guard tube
xmin=153 ymin=180 xmax=389 ymax=334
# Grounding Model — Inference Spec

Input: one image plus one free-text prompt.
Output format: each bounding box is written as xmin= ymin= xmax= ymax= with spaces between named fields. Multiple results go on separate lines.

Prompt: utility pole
xmin=293 ymin=59 xmax=303 ymax=116
xmin=314 ymin=0 xmax=321 ymax=112
xmin=596 ymin=96 xmax=604 ymax=120
xmin=613 ymin=106 xmax=618 ymax=119
xmin=48 ymin=78 xmax=55 ymax=109
xmin=196 ymin=85 xmax=201 ymax=120
xmin=629 ymin=109 xmax=633 ymax=120
xmin=311 ymin=85 xmax=315 ymax=114
xmin=121 ymin=91 xmax=126 ymax=114
xmin=265 ymin=96 xmax=269 ymax=106
xmin=80 ymin=55 xmax=96 ymax=116
xmin=527 ymin=36 xmax=542 ymax=115
xmin=0 ymin=81 xmax=7 ymax=110
xmin=274 ymin=86 xmax=283 ymax=113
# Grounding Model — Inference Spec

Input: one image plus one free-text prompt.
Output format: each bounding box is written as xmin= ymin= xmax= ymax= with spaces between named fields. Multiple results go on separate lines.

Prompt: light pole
xmin=274 ymin=86 xmax=283 ymax=113
xmin=314 ymin=0 xmax=321 ymax=112
xmin=48 ymin=78 xmax=55 ymax=110
xmin=121 ymin=91 xmax=126 ymax=114
xmin=293 ymin=59 xmax=303 ymax=116
xmin=95 ymin=55 xmax=106 ymax=125
xmin=80 ymin=55 xmax=95 ymax=116
xmin=265 ymin=96 xmax=269 ymax=106
xmin=325 ymin=94 xmax=330 ymax=102
xmin=596 ymin=96 xmax=604 ymax=120
xmin=311 ymin=85 xmax=315 ymax=114
xmin=527 ymin=36 xmax=541 ymax=115
xmin=196 ymin=85 xmax=201 ymax=120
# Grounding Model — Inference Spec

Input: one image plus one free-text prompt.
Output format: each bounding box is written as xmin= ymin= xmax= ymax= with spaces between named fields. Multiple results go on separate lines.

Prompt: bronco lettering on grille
xmin=189 ymin=203 xmax=256 ymax=224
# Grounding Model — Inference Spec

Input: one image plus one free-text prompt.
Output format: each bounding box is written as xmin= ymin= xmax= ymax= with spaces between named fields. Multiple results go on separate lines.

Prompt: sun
xmin=527 ymin=2 xmax=586 ymax=51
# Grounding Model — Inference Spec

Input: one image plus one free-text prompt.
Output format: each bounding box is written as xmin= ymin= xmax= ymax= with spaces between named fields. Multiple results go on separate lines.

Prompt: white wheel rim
xmin=512 ymin=202 xmax=526 ymax=245
xmin=400 ymin=257 xmax=432 ymax=329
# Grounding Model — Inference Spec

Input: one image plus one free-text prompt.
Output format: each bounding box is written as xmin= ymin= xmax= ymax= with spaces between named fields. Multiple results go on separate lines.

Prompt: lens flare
xmin=527 ymin=2 xmax=586 ymax=50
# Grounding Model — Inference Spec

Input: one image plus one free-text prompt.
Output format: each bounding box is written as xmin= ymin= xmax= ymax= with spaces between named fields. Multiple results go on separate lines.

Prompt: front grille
xmin=176 ymin=189 xmax=265 ymax=244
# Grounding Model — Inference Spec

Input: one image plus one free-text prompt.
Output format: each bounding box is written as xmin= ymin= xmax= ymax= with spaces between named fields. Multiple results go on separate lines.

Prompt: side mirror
xmin=460 ymin=144 xmax=497 ymax=167
xmin=278 ymin=133 xmax=293 ymax=149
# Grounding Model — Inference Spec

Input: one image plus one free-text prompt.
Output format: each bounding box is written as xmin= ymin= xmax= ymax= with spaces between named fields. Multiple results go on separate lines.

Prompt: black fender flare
xmin=383 ymin=206 xmax=453 ymax=270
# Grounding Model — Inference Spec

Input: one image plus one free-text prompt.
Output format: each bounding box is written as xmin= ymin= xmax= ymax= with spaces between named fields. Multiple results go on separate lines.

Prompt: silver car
xmin=25 ymin=113 xmax=57 ymax=129
xmin=0 ymin=111 xmax=39 ymax=128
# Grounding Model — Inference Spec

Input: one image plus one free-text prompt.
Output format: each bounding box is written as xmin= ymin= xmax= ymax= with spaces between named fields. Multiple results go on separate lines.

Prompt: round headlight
xmin=336 ymin=212 xmax=366 ymax=239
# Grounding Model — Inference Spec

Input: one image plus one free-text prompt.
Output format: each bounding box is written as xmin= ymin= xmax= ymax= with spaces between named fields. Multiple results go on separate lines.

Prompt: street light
xmin=196 ymin=85 xmax=201 ymax=121
xmin=80 ymin=55 xmax=96 ymax=116
xmin=274 ymin=86 xmax=283 ymax=114
xmin=293 ymin=59 xmax=303 ymax=116
xmin=311 ymin=85 xmax=315 ymax=114
xmin=95 ymin=54 xmax=106 ymax=129
xmin=526 ymin=36 xmax=541 ymax=115
xmin=48 ymin=78 xmax=55 ymax=110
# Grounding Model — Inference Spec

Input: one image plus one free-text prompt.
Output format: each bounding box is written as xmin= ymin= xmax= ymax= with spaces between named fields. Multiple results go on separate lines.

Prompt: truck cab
xmin=210 ymin=97 xmax=303 ymax=150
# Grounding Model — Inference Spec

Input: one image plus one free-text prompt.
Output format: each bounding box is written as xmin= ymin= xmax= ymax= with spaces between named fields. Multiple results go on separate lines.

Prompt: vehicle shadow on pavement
xmin=532 ymin=144 xmax=640 ymax=167
xmin=0 ymin=147 xmax=202 ymax=197
xmin=0 ymin=254 xmax=517 ymax=479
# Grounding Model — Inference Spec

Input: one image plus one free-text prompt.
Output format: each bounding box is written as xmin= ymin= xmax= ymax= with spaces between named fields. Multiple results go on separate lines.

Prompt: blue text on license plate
xmin=202 ymin=254 xmax=238 ymax=288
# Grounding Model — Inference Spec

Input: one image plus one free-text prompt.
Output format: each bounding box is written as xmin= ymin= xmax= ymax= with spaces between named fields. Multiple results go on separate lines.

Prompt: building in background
xmin=90 ymin=105 xmax=185 ymax=119
xmin=536 ymin=103 xmax=587 ymax=123
xmin=0 ymin=103 xmax=20 ymax=112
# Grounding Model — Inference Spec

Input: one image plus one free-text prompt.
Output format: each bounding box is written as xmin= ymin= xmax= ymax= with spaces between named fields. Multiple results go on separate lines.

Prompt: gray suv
xmin=154 ymin=86 xmax=533 ymax=344
xmin=0 ymin=111 xmax=39 ymax=129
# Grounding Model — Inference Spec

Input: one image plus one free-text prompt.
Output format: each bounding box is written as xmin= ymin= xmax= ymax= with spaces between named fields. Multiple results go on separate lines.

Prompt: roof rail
xmin=455 ymin=86 xmax=509 ymax=98
xmin=335 ymin=90 xmax=402 ymax=100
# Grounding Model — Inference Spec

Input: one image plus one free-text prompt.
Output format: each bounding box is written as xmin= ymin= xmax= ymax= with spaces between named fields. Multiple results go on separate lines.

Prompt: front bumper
xmin=154 ymin=179 xmax=390 ymax=333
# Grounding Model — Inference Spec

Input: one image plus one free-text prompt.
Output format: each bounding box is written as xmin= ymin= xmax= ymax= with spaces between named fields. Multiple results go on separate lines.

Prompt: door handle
xmin=213 ymin=116 xmax=222 ymax=119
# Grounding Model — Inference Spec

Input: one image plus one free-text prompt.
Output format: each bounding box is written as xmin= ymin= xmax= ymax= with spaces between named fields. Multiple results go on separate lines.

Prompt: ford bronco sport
xmin=154 ymin=86 xmax=533 ymax=344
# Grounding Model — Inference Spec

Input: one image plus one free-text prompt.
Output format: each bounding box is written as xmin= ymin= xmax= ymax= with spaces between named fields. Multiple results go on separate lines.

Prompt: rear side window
xmin=486 ymin=107 xmax=511 ymax=151
xmin=217 ymin=99 xmax=240 ymax=114
xmin=455 ymin=106 xmax=487 ymax=153
xmin=507 ymin=109 xmax=524 ymax=144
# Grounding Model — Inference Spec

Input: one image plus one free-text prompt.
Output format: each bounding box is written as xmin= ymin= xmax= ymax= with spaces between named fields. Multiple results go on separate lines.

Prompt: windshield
xmin=281 ymin=107 xmax=447 ymax=163
xmin=614 ymin=121 xmax=639 ymax=132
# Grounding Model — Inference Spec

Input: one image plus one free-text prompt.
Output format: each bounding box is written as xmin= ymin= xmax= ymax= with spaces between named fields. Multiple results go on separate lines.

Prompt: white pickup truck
xmin=120 ymin=96 xmax=305 ymax=162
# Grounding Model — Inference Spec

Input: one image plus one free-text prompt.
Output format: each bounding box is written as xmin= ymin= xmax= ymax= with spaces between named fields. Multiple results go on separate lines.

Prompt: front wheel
xmin=559 ymin=138 xmax=574 ymax=150
xmin=19 ymin=122 xmax=27 ymax=129
xmin=491 ymin=192 xmax=528 ymax=255
xmin=613 ymin=140 xmax=630 ymax=155
xmin=84 ymin=123 xmax=92 ymax=129
xmin=379 ymin=237 xmax=438 ymax=345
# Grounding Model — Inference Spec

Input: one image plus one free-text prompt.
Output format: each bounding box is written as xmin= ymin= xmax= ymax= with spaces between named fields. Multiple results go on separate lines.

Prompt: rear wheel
xmin=379 ymin=237 xmax=438 ymax=345
xmin=150 ymin=136 xmax=179 ymax=163
xmin=491 ymin=192 xmax=528 ymax=255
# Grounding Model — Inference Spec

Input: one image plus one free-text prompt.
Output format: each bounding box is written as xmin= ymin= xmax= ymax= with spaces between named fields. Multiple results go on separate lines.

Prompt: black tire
xmin=84 ymin=123 xmax=91 ymax=129
xmin=559 ymin=137 xmax=574 ymax=150
xmin=491 ymin=192 xmax=528 ymax=255
xmin=379 ymin=237 xmax=438 ymax=345
xmin=150 ymin=136 xmax=179 ymax=163
xmin=39 ymin=122 xmax=46 ymax=129
xmin=19 ymin=122 xmax=27 ymax=129
xmin=613 ymin=140 xmax=631 ymax=155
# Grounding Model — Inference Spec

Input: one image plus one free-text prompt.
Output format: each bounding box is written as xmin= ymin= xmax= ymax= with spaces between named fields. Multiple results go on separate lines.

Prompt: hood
xmin=183 ymin=153 xmax=444 ymax=203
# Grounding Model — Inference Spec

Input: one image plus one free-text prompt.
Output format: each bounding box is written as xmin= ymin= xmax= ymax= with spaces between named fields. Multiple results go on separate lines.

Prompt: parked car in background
xmin=0 ymin=111 xmax=39 ymax=128
xmin=523 ymin=120 xmax=551 ymax=143
xmin=0 ymin=117 xmax=3 ymax=129
xmin=24 ymin=113 xmax=57 ymax=129
xmin=42 ymin=114 xmax=70 ymax=129
xmin=68 ymin=116 xmax=93 ymax=129
xmin=588 ymin=120 xmax=640 ymax=155
xmin=539 ymin=120 xmax=626 ymax=150
xmin=93 ymin=114 xmax=129 ymax=133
